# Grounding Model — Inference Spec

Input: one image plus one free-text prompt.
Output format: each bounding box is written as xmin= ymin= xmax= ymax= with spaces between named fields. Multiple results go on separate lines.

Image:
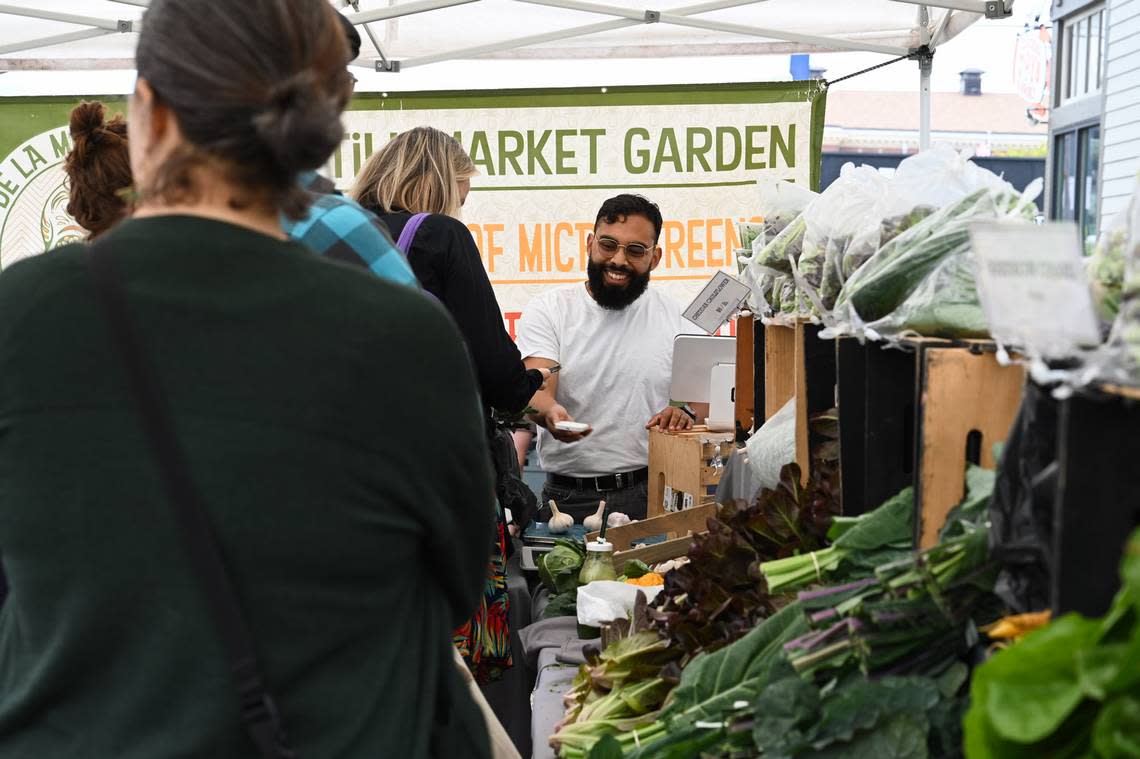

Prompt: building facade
xmin=1048 ymin=0 xmax=1140 ymax=249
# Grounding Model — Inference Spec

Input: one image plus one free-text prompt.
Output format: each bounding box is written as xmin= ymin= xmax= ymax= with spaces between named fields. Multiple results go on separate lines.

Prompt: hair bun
xmin=68 ymin=101 xmax=109 ymax=164
xmin=70 ymin=101 xmax=107 ymax=140
xmin=252 ymin=72 xmax=344 ymax=174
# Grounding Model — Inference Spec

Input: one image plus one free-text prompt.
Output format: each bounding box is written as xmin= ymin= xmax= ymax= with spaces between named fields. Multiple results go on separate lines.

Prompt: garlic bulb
xmin=607 ymin=511 xmax=632 ymax=528
xmin=547 ymin=500 xmax=574 ymax=534
xmin=582 ymin=500 xmax=606 ymax=532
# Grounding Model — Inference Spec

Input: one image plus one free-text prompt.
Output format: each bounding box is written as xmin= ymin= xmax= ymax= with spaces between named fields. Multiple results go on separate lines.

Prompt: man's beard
xmin=587 ymin=259 xmax=651 ymax=310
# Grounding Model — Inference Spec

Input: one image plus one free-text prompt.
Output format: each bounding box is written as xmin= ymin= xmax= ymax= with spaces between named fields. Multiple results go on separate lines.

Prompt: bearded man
xmin=517 ymin=194 xmax=702 ymax=521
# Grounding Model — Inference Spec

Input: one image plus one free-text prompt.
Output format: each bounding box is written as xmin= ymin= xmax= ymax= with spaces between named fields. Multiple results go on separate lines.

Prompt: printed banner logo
xmin=0 ymin=125 xmax=83 ymax=270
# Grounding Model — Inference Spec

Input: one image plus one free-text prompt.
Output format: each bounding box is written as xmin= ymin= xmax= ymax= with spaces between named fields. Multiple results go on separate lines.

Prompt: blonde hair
xmin=353 ymin=126 xmax=476 ymax=219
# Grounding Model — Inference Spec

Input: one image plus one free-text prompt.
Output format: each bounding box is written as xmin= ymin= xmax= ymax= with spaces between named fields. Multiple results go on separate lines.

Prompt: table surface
xmin=531 ymin=647 xmax=579 ymax=759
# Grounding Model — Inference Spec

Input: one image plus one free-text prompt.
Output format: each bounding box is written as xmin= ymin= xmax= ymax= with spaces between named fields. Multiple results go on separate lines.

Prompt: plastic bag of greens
xmin=1105 ymin=174 xmax=1140 ymax=374
xmin=747 ymin=181 xmax=817 ymax=276
xmin=739 ymin=181 xmax=816 ymax=313
xmin=1081 ymin=174 xmax=1140 ymax=385
xmin=752 ymin=179 xmax=816 ymax=247
xmin=844 ymin=146 xmax=1011 ymax=281
xmin=1088 ymin=190 xmax=1133 ymax=324
xmin=758 ymin=270 xmax=802 ymax=318
xmin=865 ymin=249 xmax=991 ymax=339
xmin=767 ymin=274 xmax=786 ymax=313
xmin=753 ymin=213 xmax=807 ymax=275
xmin=797 ymin=164 xmax=888 ymax=316
xmin=835 ymin=181 xmax=1035 ymax=330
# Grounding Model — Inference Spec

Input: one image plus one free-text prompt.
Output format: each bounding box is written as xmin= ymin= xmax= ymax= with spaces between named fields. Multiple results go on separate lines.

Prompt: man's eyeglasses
xmin=595 ymin=236 xmax=654 ymax=262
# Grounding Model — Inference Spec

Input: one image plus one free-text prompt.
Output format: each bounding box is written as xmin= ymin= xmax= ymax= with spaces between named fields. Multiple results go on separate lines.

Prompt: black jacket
xmin=378 ymin=210 xmax=542 ymax=418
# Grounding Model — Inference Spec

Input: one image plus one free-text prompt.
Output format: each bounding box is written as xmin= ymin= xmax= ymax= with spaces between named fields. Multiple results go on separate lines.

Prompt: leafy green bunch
xmin=539 ymin=539 xmax=586 ymax=619
xmin=580 ymin=467 xmax=1000 ymax=759
xmin=965 ymin=526 xmax=1140 ymax=758
xmin=650 ymin=460 xmax=838 ymax=665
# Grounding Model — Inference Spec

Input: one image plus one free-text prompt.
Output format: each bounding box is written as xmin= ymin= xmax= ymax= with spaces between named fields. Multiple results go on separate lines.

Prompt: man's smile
xmin=603 ymin=267 xmax=633 ymax=286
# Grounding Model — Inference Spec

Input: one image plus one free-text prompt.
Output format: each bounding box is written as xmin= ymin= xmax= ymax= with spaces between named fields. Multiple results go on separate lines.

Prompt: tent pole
xmin=0 ymin=4 xmax=125 ymax=31
xmin=0 ymin=28 xmax=116 ymax=56
xmin=920 ymin=59 xmax=932 ymax=150
xmin=918 ymin=5 xmax=932 ymax=151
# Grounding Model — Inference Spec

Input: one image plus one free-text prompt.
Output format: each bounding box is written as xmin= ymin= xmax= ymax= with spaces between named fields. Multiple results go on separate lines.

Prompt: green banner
xmin=0 ymin=82 xmax=825 ymax=328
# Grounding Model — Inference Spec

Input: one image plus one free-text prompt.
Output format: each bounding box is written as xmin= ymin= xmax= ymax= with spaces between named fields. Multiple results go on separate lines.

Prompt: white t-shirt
xmin=517 ymin=283 xmax=688 ymax=477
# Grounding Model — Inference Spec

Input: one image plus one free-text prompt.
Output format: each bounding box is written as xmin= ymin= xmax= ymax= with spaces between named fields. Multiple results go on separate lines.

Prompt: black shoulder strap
xmin=87 ymin=236 xmax=297 ymax=759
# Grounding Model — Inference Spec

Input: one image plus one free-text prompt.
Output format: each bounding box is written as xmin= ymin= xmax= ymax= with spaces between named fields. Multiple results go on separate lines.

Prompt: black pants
xmin=539 ymin=478 xmax=649 ymax=523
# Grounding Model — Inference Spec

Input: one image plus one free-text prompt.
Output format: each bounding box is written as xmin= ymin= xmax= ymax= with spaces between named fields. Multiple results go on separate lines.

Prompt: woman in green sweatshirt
xmin=0 ymin=1 xmax=494 ymax=757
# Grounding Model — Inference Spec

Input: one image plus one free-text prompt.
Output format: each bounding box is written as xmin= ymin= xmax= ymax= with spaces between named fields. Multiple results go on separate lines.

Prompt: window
xmin=1052 ymin=124 xmax=1101 ymax=253
xmin=1080 ymin=126 xmax=1101 ymax=252
xmin=1060 ymin=6 xmax=1105 ymax=104
xmin=1054 ymin=132 xmax=1077 ymax=222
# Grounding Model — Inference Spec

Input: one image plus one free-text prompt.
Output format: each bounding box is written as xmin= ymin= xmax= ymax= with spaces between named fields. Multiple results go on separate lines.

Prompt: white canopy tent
xmin=0 ymin=0 xmax=1015 ymax=147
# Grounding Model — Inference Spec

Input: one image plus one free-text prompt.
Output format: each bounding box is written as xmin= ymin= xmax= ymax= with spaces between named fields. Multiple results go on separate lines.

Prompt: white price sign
xmin=969 ymin=221 xmax=1101 ymax=358
xmin=682 ymin=271 xmax=751 ymax=334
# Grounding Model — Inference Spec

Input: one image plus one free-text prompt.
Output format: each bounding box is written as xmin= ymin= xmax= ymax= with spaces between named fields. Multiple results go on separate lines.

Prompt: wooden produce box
xmin=836 ymin=337 xmax=1025 ymax=548
xmin=586 ymin=502 xmax=716 ymax=573
xmin=735 ymin=315 xmax=758 ymax=436
xmin=647 ymin=427 xmax=735 ymax=518
xmin=761 ymin=318 xmax=837 ymax=485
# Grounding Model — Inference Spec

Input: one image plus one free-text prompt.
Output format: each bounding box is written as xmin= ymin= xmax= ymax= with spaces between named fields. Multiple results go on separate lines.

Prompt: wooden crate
xmin=647 ymin=427 xmax=735 ymax=517
xmin=836 ymin=337 xmax=915 ymax=518
xmin=1052 ymin=382 xmax=1140 ymax=616
xmin=734 ymin=315 xmax=757 ymax=435
xmin=836 ymin=337 xmax=1026 ymax=548
xmin=586 ymin=502 xmax=716 ymax=573
xmin=762 ymin=318 xmax=837 ymax=484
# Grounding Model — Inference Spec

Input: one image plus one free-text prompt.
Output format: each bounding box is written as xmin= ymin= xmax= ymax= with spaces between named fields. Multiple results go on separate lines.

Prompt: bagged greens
xmin=796 ymin=164 xmax=889 ymax=315
xmin=843 ymin=145 xmax=1012 ymax=281
xmin=739 ymin=181 xmax=817 ymax=314
xmin=845 ymin=205 xmax=936 ymax=280
xmin=833 ymin=182 xmax=1039 ymax=338
xmin=1087 ymin=203 xmax=1130 ymax=323
xmin=1103 ymin=171 xmax=1140 ymax=377
xmin=865 ymin=250 xmax=991 ymax=339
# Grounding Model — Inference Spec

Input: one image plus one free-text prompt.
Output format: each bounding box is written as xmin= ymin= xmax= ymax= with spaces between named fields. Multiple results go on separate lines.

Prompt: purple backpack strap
xmin=395 ymin=212 xmax=430 ymax=256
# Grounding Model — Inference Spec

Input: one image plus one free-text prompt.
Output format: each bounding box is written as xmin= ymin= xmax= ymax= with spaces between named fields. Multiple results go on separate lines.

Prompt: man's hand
xmin=646 ymin=406 xmax=693 ymax=432
xmin=524 ymin=356 xmax=591 ymax=444
xmin=546 ymin=403 xmax=593 ymax=443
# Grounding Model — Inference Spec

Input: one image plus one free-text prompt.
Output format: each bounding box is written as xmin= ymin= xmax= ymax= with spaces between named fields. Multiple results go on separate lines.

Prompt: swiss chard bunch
xmin=651 ymin=460 xmax=839 ymax=664
xmin=554 ymin=598 xmax=683 ymax=759
xmin=965 ymin=526 xmax=1140 ymax=759
xmin=760 ymin=486 xmax=916 ymax=594
xmin=781 ymin=466 xmax=1001 ymax=681
xmin=584 ymin=602 xmax=811 ymax=759
xmin=555 ymin=630 xmax=677 ymax=733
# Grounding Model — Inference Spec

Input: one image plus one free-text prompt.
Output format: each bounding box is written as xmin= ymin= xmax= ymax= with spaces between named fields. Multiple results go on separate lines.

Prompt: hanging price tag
xmin=682 ymin=271 xmax=751 ymax=334
xmin=969 ymin=221 xmax=1101 ymax=358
